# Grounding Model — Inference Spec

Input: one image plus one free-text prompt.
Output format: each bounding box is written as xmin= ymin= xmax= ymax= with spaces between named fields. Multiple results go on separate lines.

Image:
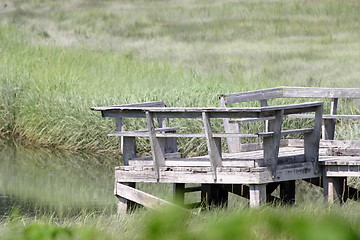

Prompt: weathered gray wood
xmin=258 ymin=129 xmax=313 ymax=138
xmin=218 ymin=87 xmax=360 ymax=104
xmin=146 ymin=111 xmax=166 ymax=180
xmin=220 ymin=97 xmax=242 ymax=153
xmin=323 ymin=174 xmax=347 ymax=203
xmin=304 ymin=104 xmax=323 ymax=174
xmin=282 ymin=87 xmax=360 ymax=99
xmin=323 ymin=98 xmax=338 ymax=140
xmin=108 ymin=127 xmax=180 ymax=136
xmin=260 ymin=99 xmax=274 ymax=132
xmin=115 ymin=182 xmax=179 ymax=209
xmin=249 ymin=184 xmax=266 ymax=207
xmin=322 ymin=98 xmax=336 ymax=140
xmin=263 ymin=110 xmax=283 ymax=178
xmin=106 ymin=100 xmax=166 ymax=108
xmin=288 ymin=139 xmax=360 ymax=149
xmin=202 ymin=112 xmax=222 ymax=181
xmin=115 ymin=118 xmax=124 ymax=154
xmin=230 ymin=114 xmax=360 ymax=122
xmin=326 ymin=148 xmax=360 ymax=156
xmin=219 ymin=87 xmax=284 ymax=104
xmin=115 ymin=161 xmax=320 ymax=184
xmin=122 ymin=137 xmax=136 ymax=166
xmin=227 ymin=122 xmax=242 ymax=152
xmin=115 ymin=182 xmax=137 ymax=214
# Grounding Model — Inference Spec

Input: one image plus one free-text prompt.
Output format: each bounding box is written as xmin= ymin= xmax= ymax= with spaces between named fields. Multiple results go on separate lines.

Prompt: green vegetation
xmin=1 ymin=204 xmax=360 ymax=240
xmin=1 ymin=0 xmax=360 ymax=239
xmin=0 ymin=0 xmax=360 ymax=154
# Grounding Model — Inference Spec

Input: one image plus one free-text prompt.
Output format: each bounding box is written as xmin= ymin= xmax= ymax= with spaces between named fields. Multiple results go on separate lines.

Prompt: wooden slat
xmin=115 ymin=162 xmax=320 ymax=184
xmin=219 ymin=87 xmax=360 ymax=104
xmin=258 ymin=128 xmax=313 ymax=138
xmin=282 ymin=87 xmax=360 ymax=99
xmin=103 ymin=100 xmax=166 ymax=108
xmin=108 ymin=127 xmax=180 ymax=136
xmin=115 ymin=183 xmax=178 ymax=210
xmin=229 ymin=114 xmax=360 ymax=123
xmin=218 ymin=87 xmax=284 ymax=104
xmin=326 ymin=148 xmax=360 ymax=156
xmin=288 ymin=139 xmax=360 ymax=149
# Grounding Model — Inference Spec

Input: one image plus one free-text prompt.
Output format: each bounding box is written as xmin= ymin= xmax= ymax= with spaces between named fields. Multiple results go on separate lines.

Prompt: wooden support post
xmin=260 ymin=99 xmax=274 ymax=132
xmin=263 ymin=110 xmax=283 ymax=178
xmin=220 ymin=97 xmax=242 ymax=153
xmin=249 ymin=184 xmax=266 ymax=207
xmin=116 ymin=135 xmax=138 ymax=214
xmin=201 ymin=184 xmax=228 ymax=209
xmin=280 ymin=180 xmax=296 ymax=204
xmin=173 ymin=183 xmax=185 ymax=205
xmin=304 ymin=104 xmax=323 ymax=174
xmin=115 ymin=118 xmax=124 ymax=154
xmin=122 ymin=136 xmax=136 ymax=166
xmin=115 ymin=182 xmax=137 ymax=214
xmin=202 ymin=112 xmax=222 ymax=181
xmin=323 ymin=98 xmax=338 ymax=140
xmin=323 ymin=174 xmax=348 ymax=204
xmin=146 ymin=111 xmax=166 ymax=180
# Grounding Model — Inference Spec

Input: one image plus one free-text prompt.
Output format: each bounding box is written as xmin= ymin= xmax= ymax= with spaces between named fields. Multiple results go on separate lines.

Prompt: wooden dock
xmin=91 ymin=87 xmax=360 ymax=212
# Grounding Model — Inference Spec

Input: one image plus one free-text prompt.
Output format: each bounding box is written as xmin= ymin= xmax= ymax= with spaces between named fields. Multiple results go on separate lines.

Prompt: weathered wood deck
xmin=92 ymin=101 xmax=326 ymax=210
xmin=219 ymin=87 xmax=360 ymax=205
xmin=91 ymin=87 xmax=360 ymax=212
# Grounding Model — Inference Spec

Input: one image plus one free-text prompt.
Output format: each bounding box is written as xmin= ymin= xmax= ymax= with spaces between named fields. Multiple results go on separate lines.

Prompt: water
xmin=0 ymin=142 xmax=118 ymax=219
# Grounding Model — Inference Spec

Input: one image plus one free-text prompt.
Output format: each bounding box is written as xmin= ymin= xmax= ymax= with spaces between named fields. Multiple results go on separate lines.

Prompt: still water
xmin=0 ymin=142 xmax=118 ymax=219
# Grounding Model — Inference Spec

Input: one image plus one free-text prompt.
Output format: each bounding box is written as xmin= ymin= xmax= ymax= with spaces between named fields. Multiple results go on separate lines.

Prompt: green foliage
xmin=3 ymin=222 xmax=112 ymax=240
xmin=135 ymin=207 xmax=360 ymax=240
xmin=0 ymin=0 xmax=359 ymax=154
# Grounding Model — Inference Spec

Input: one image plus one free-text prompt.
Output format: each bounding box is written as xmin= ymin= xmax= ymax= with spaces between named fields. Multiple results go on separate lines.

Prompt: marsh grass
xmin=1 ymin=0 xmax=360 ymax=153
xmin=1 ymin=202 xmax=360 ymax=240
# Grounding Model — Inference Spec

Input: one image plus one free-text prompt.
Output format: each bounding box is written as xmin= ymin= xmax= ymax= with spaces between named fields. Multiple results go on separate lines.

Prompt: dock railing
xmin=219 ymin=86 xmax=360 ymax=152
xmin=92 ymin=101 xmax=323 ymax=181
xmin=92 ymin=101 xmax=325 ymax=210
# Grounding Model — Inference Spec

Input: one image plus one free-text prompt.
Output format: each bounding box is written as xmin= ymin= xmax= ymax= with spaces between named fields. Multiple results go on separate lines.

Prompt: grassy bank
xmin=1 ymin=0 xmax=360 ymax=153
xmin=1 ymin=204 xmax=360 ymax=240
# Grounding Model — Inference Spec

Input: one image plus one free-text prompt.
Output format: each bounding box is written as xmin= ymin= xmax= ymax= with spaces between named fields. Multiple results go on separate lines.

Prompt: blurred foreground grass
xmin=1 ymin=204 xmax=360 ymax=240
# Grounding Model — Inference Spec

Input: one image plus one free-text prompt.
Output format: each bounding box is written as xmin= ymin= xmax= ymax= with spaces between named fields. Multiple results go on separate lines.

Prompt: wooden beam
xmin=304 ymin=103 xmax=323 ymax=174
xmin=323 ymin=175 xmax=347 ymax=204
xmin=263 ymin=109 xmax=283 ymax=178
xmin=249 ymin=184 xmax=266 ymax=207
xmin=146 ymin=111 xmax=166 ymax=180
xmin=115 ymin=117 xmax=124 ymax=154
xmin=115 ymin=182 xmax=179 ymax=210
xmin=122 ymin=137 xmax=136 ymax=166
xmin=202 ymin=112 xmax=222 ymax=181
xmin=220 ymin=96 xmax=242 ymax=153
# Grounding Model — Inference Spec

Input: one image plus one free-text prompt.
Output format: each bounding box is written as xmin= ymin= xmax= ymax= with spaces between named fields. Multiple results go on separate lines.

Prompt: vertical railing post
xmin=263 ymin=109 xmax=283 ymax=178
xmin=304 ymin=103 xmax=323 ymax=174
xmin=220 ymin=97 xmax=242 ymax=153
